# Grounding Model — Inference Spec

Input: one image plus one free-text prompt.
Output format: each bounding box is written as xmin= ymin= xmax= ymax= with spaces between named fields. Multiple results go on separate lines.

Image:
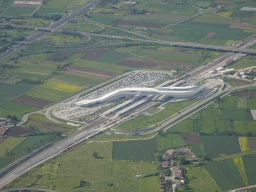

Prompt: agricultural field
xmin=115 ymin=100 xmax=196 ymax=130
xmin=0 ymin=82 xmax=35 ymax=99
xmin=242 ymin=154 xmax=256 ymax=185
xmin=4 ymin=127 xmax=36 ymax=136
xmin=26 ymin=80 xmax=83 ymax=102
xmin=10 ymin=95 xmax=52 ymax=108
xmin=95 ymin=50 xmax=129 ymax=63
xmin=139 ymin=176 xmax=160 ymax=192
xmin=24 ymin=113 xmax=73 ymax=133
xmin=158 ymin=133 xmax=186 ymax=151
xmin=37 ymin=0 xmax=91 ymax=13
xmin=6 ymin=142 xmax=159 ymax=192
xmin=3 ymin=58 xmax=65 ymax=82
xmin=199 ymin=135 xmax=241 ymax=158
xmin=227 ymin=56 xmax=256 ymax=70
xmin=112 ymin=137 xmax=158 ymax=161
xmin=0 ymin=157 xmax=15 ymax=169
xmin=186 ymin=166 xmax=221 ymax=192
xmin=239 ymin=137 xmax=250 ymax=152
xmin=9 ymin=17 xmax=51 ymax=27
xmin=10 ymin=135 xmax=54 ymax=155
xmin=179 ymin=133 xmax=201 ymax=144
xmin=247 ymin=98 xmax=256 ymax=109
xmin=0 ymin=137 xmax=27 ymax=156
xmin=0 ymin=102 xmax=37 ymax=120
xmin=205 ymin=159 xmax=245 ymax=191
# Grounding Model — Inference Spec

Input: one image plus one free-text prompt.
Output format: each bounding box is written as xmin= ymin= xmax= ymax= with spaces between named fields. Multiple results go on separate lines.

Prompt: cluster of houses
xmin=159 ymin=147 xmax=197 ymax=192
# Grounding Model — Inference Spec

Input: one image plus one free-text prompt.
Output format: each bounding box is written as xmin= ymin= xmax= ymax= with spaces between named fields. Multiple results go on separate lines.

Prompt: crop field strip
xmin=139 ymin=176 xmax=160 ymax=192
xmin=158 ymin=133 xmax=186 ymax=151
xmin=200 ymin=135 xmax=241 ymax=158
xmin=204 ymin=159 xmax=245 ymax=191
xmin=10 ymin=135 xmax=53 ymax=155
xmin=10 ymin=95 xmax=53 ymax=109
xmin=112 ymin=137 xmax=158 ymax=161
xmin=4 ymin=127 xmax=37 ymax=137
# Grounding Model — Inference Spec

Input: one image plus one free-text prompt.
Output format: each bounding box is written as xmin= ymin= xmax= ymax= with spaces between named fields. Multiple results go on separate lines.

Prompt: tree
xmin=179 ymin=156 xmax=186 ymax=165
xmin=93 ymin=152 xmax=98 ymax=158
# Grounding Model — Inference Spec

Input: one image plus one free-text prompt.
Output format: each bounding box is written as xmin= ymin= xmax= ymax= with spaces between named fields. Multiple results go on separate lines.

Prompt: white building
xmin=75 ymin=86 xmax=206 ymax=107
xmin=220 ymin=68 xmax=235 ymax=75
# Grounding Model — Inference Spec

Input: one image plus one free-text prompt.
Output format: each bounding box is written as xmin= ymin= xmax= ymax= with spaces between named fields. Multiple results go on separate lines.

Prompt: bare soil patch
xmin=115 ymin=20 xmax=166 ymax=28
xmin=179 ymin=133 xmax=201 ymax=144
xmin=231 ymin=90 xmax=250 ymax=98
xmin=205 ymin=32 xmax=217 ymax=38
xmin=48 ymin=49 xmax=110 ymax=61
xmin=249 ymin=89 xmax=256 ymax=98
xmin=248 ymin=137 xmax=256 ymax=150
xmin=4 ymin=127 xmax=36 ymax=136
xmin=67 ymin=65 xmax=117 ymax=77
xmin=10 ymin=95 xmax=52 ymax=108
xmin=229 ymin=23 xmax=256 ymax=30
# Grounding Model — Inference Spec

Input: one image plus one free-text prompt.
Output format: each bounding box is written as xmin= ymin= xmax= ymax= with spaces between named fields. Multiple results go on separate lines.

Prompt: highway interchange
xmin=1 ymin=0 xmax=256 ymax=189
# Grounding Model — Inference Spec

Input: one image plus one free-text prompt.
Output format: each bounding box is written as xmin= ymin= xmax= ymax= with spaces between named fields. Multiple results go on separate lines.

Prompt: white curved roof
xmin=75 ymin=86 xmax=205 ymax=106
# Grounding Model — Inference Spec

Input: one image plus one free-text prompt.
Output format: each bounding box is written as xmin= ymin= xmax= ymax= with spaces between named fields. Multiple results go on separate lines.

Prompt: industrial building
xmin=75 ymin=85 xmax=206 ymax=107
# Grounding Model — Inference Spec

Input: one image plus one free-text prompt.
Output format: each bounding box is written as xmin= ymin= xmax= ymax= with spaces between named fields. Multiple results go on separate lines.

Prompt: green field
xmin=248 ymin=98 xmax=256 ymax=110
xmin=223 ymin=77 xmax=252 ymax=87
xmin=0 ymin=157 xmax=15 ymax=169
xmin=234 ymin=121 xmax=256 ymax=133
xmin=10 ymin=135 xmax=53 ymax=155
xmin=0 ymin=137 xmax=27 ymax=156
xmin=116 ymin=100 xmax=196 ymax=130
xmin=37 ymin=0 xmax=91 ymax=13
xmin=171 ymin=119 xmax=194 ymax=133
xmin=218 ymin=96 xmax=238 ymax=109
xmin=27 ymin=53 xmax=55 ymax=61
xmin=200 ymin=135 xmax=241 ymax=158
xmin=6 ymin=142 xmax=159 ymax=192
xmin=158 ymin=133 xmax=186 ymax=151
xmin=205 ymin=159 xmax=245 ymax=191
xmin=25 ymin=81 xmax=83 ymax=102
xmin=89 ymin=14 xmax=120 ymax=25
xmin=219 ymin=109 xmax=247 ymax=121
xmin=186 ymin=166 xmax=221 ymax=192
xmin=95 ymin=50 xmax=129 ymax=63
xmin=112 ymin=137 xmax=158 ymax=161
xmin=243 ymin=154 xmax=256 ymax=185
xmin=0 ymin=102 xmax=37 ymax=120
xmin=73 ymin=59 xmax=132 ymax=74
xmin=0 ymin=82 xmax=35 ymax=99
xmin=139 ymin=176 xmax=160 ymax=192
xmin=237 ymin=97 xmax=247 ymax=109
xmin=227 ymin=56 xmax=256 ymax=70
xmin=53 ymin=72 xmax=105 ymax=87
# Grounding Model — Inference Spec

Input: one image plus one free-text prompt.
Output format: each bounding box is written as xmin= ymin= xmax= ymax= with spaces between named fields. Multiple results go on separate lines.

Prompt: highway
xmin=0 ymin=0 xmax=101 ymax=61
